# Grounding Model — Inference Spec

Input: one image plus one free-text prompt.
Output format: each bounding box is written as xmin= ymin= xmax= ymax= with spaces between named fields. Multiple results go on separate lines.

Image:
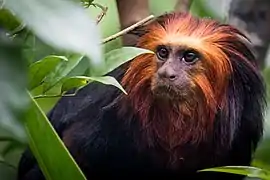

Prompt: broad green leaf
xmin=0 ymin=29 xmax=28 ymax=143
xmin=4 ymin=0 xmax=103 ymax=67
xmin=62 ymin=76 xmax=127 ymax=95
xmin=199 ymin=166 xmax=270 ymax=179
xmin=61 ymin=76 xmax=90 ymax=93
xmin=95 ymin=47 xmax=154 ymax=76
xmin=28 ymin=55 xmax=68 ymax=90
xmin=23 ymin=91 xmax=86 ymax=180
xmin=88 ymin=76 xmax=127 ymax=94
xmin=42 ymin=54 xmax=84 ymax=93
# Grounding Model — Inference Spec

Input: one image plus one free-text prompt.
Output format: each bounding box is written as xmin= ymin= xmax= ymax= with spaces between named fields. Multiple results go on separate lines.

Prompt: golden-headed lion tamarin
xmin=17 ymin=12 xmax=266 ymax=180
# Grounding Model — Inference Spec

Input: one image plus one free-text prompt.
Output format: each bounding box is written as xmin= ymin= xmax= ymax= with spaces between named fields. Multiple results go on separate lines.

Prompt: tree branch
xmin=101 ymin=15 xmax=154 ymax=44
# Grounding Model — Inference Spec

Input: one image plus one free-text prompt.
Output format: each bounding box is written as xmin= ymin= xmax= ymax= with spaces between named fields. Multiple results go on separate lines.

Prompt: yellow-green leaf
xmin=61 ymin=76 xmax=90 ymax=93
xmin=28 ymin=55 xmax=68 ymax=90
xmin=42 ymin=54 xmax=83 ymax=93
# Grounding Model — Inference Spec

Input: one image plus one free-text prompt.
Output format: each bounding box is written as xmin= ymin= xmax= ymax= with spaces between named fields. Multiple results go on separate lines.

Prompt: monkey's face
xmin=151 ymin=45 xmax=202 ymax=100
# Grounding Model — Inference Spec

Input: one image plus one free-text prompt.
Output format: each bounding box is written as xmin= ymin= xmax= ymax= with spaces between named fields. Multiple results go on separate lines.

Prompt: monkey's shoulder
xmin=47 ymin=65 xmax=127 ymax=135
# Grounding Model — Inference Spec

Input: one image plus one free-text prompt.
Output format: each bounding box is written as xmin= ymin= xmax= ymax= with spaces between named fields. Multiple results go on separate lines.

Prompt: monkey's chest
xmin=88 ymin=130 xmax=214 ymax=177
xmin=85 ymin=139 xmax=220 ymax=180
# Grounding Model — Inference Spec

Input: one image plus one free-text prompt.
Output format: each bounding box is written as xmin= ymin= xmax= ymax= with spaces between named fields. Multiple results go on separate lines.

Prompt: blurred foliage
xmin=0 ymin=0 xmax=270 ymax=180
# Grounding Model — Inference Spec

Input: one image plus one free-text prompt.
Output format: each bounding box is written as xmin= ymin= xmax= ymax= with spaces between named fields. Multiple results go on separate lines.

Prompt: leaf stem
xmin=101 ymin=15 xmax=155 ymax=44
xmin=33 ymin=93 xmax=76 ymax=99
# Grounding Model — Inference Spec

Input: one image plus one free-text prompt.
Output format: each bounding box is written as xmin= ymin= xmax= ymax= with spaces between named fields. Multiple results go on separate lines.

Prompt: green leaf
xmin=61 ymin=76 xmax=127 ymax=95
xmin=23 ymin=91 xmax=86 ymax=180
xmin=4 ymin=0 xmax=103 ymax=67
xmin=199 ymin=166 xmax=270 ymax=179
xmin=42 ymin=54 xmax=84 ymax=93
xmin=61 ymin=76 xmax=90 ymax=93
xmin=88 ymin=76 xmax=127 ymax=94
xmin=95 ymin=47 xmax=154 ymax=76
xmin=28 ymin=55 xmax=68 ymax=90
xmin=0 ymin=29 xmax=28 ymax=143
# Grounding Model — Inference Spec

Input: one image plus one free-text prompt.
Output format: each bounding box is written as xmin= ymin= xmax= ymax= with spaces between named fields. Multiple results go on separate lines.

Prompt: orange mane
xmin=120 ymin=13 xmax=251 ymax=151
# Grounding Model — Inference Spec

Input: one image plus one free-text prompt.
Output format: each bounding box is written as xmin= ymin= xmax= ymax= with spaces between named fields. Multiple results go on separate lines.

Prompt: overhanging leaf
xmin=23 ymin=91 xmax=86 ymax=180
xmin=61 ymin=76 xmax=127 ymax=95
xmin=88 ymin=76 xmax=127 ymax=94
xmin=42 ymin=54 xmax=84 ymax=93
xmin=199 ymin=166 xmax=270 ymax=179
xmin=4 ymin=0 xmax=103 ymax=67
xmin=95 ymin=47 xmax=154 ymax=76
xmin=28 ymin=55 xmax=68 ymax=90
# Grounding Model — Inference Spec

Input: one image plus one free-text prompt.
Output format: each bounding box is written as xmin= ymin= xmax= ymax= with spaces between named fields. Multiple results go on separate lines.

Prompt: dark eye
xmin=182 ymin=51 xmax=199 ymax=64
xmin=156 ymin=46 xmax=169 ymax=60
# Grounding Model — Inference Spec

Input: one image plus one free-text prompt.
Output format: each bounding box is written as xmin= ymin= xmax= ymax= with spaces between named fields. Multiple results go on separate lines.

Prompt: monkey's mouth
xmin=151 ymin=77 xmax=191 ymax=100
xmin=151 ymin=81 xmax=181 ymax=100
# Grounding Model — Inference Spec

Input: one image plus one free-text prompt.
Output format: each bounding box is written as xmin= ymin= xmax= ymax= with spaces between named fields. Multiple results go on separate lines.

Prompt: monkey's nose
xmin=157 ymin=67 xmax=177 ymax=81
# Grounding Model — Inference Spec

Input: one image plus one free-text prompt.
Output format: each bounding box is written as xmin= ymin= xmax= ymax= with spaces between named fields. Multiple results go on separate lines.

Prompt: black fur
xmin=17 ymin=13 xmax=266 ymax=180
